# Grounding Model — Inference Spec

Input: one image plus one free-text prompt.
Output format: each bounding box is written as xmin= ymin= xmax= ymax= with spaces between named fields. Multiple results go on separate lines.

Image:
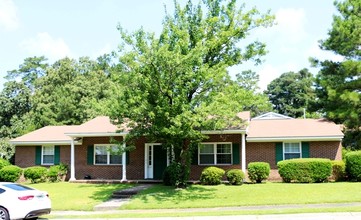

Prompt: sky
xmin=0 ymin=0 xmax=344 ymax=91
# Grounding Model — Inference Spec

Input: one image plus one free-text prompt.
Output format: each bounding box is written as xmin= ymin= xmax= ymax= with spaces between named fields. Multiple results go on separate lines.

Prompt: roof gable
xmin=252 ymin=112 xmax=293 ymax=120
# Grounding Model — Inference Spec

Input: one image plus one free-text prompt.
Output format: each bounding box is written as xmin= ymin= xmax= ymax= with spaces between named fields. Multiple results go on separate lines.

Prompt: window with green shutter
xmin=275 ymin=142 xmax=283 ymax=164
xmin=232 ymin=143 xmax=240 ymax=165
xmin=301 ymin=142 xmax=310 ymax=158
xmin=87 ymin=145 xmax=94 ymax=165
xmin=35 ymin=146 xmax=41 ymax=165
xmin=54 ymin=146 xmax=60 ymax=165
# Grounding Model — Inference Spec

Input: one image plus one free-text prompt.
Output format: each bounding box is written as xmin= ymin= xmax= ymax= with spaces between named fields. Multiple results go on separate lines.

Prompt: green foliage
xmin=312 ymin=0 xmax=361 ymax=148
xmin=247 ymin=162 xmax=270 ymax=183
xmin=226 ymin=169 xmax=245 ymax=185
xmin=265 ymin=69 xmax=316 ymax=118
xmin=331 ymin=160 xmax=346 ymax=182
xmin=24 ymin=166 xmax=48 ymax=183
xmin=277 ymin=158 xmax=332 ymax=183
xmin=200 ymin=167 xmax=225 ymax=185
xmin=47 ymin=163 xmax=69 ymax=182
xmin=112 ymin=0 xmax=274 ymax=186
xmin=0 ymin=158 xmax=10 ymax=170
xmin=163 ymin=162 xmax=187 ymax=188
xmin=345 ymin=151 xmax=361 ymax=181
xmin=0 ymin=165 xmax=22 ymax=182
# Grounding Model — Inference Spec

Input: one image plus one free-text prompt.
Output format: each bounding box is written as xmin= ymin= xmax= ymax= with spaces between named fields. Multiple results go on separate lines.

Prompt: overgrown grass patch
xmin=28 ymin=182 xmax=134 ymax=211
xmin=122 ymin=182 xmax=361 ymax=210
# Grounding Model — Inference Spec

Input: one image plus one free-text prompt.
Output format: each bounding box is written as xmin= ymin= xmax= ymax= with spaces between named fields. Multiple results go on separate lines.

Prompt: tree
xmin=265 ymin=68 xmax=316 ymax=118
xmin=112 ymin=0 xmax=274 ymax=187
xmin=312 ymin=0 xmax=361 ymax=149
xmin=31 ymin=57 xmax=117 ymax=127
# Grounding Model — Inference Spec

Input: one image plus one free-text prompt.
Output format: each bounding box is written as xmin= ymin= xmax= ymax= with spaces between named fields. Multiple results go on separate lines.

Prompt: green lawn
xmin=123 ymin=182 xmax=361 ymax=209
xmin=29 ymin=182 xmax=134 ymax=211
xmin=30 ymin=182 xmax=361 ymax=212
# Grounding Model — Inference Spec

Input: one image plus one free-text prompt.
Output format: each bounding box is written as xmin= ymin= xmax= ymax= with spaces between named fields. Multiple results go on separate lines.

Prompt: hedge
xmin=0 ymin=165 xmax=23 ymax=182
xmin=200 ymin=167 xmax=225 ymax=185
xmin=226 ymin=169 xmax=245 ymax=185
xmin=247 ymin=162 xmax=270 ymax=183
xmin=0 ymin=159 xmax=10 ymax=170
xmin=331 ymin=160 xmax=346 ymax=182
xmin=24 ymin=166 xmax=48 ymax=183
xmin=345 ymin=151 xmax=361 ymax=181
xmin=277 ymin=158 xmax=332 ymax=183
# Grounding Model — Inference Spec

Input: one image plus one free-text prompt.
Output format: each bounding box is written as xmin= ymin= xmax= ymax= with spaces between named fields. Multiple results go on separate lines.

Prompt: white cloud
xmin=257 ymin=64 xmax=280 ymax=91
xmin=19 ymin=32 xmax=71 ymax=61
xmin=0 ymin=0 xmax=19 ymax=31
xmin=307 ymin=42 xmax=344 ymax=62
xmin=274 ymin=8 xmax=307 ymax=43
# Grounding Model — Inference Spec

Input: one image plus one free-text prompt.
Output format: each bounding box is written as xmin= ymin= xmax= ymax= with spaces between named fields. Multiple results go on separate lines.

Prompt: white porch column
xmin=121 ymin=141 xmax=127 ymax=182
xmin=241 ymin=133 xmax=246 ymax=173
xmin=69 ymin=139 xmax=76 ymax=181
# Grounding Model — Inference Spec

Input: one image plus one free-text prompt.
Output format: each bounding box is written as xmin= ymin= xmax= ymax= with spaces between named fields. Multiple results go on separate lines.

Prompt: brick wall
xmin=15 ymin=136 xmax=342 ymax=181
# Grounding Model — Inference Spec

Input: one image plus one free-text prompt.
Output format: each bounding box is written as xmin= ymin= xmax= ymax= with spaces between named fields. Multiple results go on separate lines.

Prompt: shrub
xmin=200 ymin=167 xmax=225 ymax=185
xmin=0 ymin=159 xmax=10 ymax=170
xmin=163 ymin=162 xmax=184 ymax=187
xmin=331 ymin=160 xmax=346 ymax=181
xmin=47 ymin=163 xmax=68 ymax=182
xmin=24 ymin=166 xmax=48 ymax=183
xmin=248 ymin=162 xmax=270 ymax=183
xmin=345 ymin=151 xmax=361 ymax=181
xmin=226 ymin=169 xmax=245 ymax=185
xmin=0 ymin=165 xmax=22 ymax=182
xmin=277 ymin=158 xmax=332 ymax=183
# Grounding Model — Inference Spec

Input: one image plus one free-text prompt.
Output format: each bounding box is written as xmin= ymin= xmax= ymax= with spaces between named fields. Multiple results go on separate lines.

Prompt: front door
xmin=145 ymin=144 xmax=168 ymax=179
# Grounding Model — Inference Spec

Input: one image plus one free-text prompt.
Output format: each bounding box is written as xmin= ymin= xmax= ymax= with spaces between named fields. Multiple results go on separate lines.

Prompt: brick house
xmin=11 ymin=112 xmax=343 ymax=181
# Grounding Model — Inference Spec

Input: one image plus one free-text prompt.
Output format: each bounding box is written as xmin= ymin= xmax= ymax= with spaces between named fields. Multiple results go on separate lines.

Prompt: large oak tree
xmin=112 ymin=0 xmax=274 ymax=187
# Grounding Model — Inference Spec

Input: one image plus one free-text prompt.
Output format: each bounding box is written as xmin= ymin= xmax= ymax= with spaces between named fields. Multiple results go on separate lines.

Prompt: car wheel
xmin=0 ymin=207 xmax=9 ymax=220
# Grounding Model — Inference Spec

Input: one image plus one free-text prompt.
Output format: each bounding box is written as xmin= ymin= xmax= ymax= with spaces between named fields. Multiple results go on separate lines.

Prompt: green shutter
xmin=302 ymin=142 xmax=310 ymax=158
xmin=54 ymin=146 xmax=60 ymax=165
xmin=232 ymin=143 xmax=240 ymax=165
xmin=87 ymin=145 xmax=94 ymax=165
xmin=35 ymin=146 xmax=41 ymax=165
xmin=126 ymin=151 xmax=130 ymax=165
xmin=191 ymin=145 xmax=198 ymax=165
xmin=275 ymin=142 xmax=283 ymax=165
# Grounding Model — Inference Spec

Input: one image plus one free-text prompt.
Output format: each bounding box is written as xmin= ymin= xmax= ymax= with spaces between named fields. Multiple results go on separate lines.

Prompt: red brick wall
xmin=189 ymin=134 xmax=243 ymax=180
xmin=15 ymin=136 xmax=342 ymax=181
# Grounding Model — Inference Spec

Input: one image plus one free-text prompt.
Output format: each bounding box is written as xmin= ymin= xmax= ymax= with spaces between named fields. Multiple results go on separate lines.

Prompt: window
xmin=284 ymin=142 xmax=301 ymax=160
xmin=199 ymin=143 xmax=232 ymax=165
xmin=94 ymin=145 xmax=122 ymax=165
xmin=42 ymin=146 xmax=54 ymax=165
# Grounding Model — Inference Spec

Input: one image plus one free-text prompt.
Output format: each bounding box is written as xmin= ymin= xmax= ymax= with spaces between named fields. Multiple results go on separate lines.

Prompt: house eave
xmin=246 ymin=136 xmax=344 ymax=142
xmin=10 ymin=140 xmax=82 ymax=146
xmin=64 ymin=132 xmax=127 ymax=137
xmin=201 ymin=129 xmax=247 ymax=134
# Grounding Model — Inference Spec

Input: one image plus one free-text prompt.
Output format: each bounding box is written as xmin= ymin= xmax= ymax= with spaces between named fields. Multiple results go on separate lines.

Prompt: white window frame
xmin=198 ymin=142 xmax=232 ymax=165
xmin=283 ymin=142 xmax=302 ymax=160
xmin=42 ymin=145 xmax=55 ymax=165
xmin=94 ymin=144 xmax=123 ymax=165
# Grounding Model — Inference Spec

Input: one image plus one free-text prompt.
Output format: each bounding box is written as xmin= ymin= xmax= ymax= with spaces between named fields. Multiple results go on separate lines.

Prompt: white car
xmin=0 ymin=182 xmax=51 ymax=220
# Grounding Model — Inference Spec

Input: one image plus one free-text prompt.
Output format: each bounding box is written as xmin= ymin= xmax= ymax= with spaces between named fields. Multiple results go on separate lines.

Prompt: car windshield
xmin=3 ymin=184 xmax=34 ymax=191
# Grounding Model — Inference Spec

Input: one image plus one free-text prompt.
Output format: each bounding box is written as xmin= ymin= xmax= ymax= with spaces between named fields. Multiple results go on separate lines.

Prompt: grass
xmin=122 ymin=182 xmax=361 ymax=209
xmin=28 ymin=182 xmax=134 ymax=211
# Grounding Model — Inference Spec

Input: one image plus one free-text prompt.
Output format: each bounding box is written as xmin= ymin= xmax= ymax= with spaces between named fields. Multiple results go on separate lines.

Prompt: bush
xmin=331 ymin=160 xmax=346 ymax=181
xmin=0 ymin=159 xmax=10 ymax=170
xmin=47 ymin=163 xmax=68 ymax=182
xmin=0 ymin=165 xmax=22 ymax=182
xmin=163 ymin=162 xmax=184 ymax=187
xmin=277 ymin=158 xmax=332 ymax=183
xmin=226 ymin=169 xmax=245 ymax=185
xmin=345 ymin=151 xmax=361 ymax=181
xmin=24 ymin=166 xmax=48 ymax=183
xmin=200 ymin=167 xmax=225 ymax=185
xmin=248 ymin=162 xmax=270 ymax=183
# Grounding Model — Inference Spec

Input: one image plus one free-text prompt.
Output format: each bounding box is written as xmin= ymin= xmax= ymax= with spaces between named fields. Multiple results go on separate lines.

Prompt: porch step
xmin=111 ymin=184 xmax=154 ymax=199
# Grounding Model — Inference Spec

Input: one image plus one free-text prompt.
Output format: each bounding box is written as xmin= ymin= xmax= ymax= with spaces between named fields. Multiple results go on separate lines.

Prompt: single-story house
xmin=10 ymin=112 xmax=343 ymax=181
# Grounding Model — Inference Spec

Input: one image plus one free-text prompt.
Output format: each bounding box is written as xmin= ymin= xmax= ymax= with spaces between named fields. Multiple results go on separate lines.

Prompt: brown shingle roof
xmin=247 ymin=118 xmax=343 ymax=141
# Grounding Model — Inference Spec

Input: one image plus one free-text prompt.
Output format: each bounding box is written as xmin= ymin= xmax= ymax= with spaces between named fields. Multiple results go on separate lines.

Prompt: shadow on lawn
xmin=134 ymin=184 xmax=217 ymax=205
xmin=77 ymin=183 xmax=135 ymax=202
